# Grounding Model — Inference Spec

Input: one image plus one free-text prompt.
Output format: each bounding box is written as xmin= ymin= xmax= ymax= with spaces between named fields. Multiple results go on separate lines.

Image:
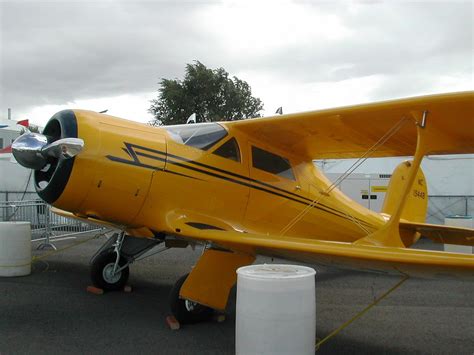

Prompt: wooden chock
xmin=213 ymin=313 xmax=226 ymax=323
xmin=86 ymin=285 xmax=104 ymax=295
xmin=166 ymin=315 xmax=180 ymax=330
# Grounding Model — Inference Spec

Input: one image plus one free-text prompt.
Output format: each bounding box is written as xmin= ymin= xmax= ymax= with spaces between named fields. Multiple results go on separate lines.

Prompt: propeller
xmin=12 ymin=132 xmax=84 ymax=170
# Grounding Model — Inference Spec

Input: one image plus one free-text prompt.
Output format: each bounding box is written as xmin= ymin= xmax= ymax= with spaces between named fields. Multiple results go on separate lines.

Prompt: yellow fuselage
xmin=47 ymin=110 xmax=385 ymax=242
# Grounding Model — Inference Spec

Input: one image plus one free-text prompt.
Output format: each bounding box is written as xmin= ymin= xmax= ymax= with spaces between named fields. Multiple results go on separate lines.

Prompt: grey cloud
xmin=0 ymin=1 xmax=472 ymax=116
xmin=1 ymin=1 xmax=216 ymax=113
xmin=219 ymin=1 xmax=472 ymax=97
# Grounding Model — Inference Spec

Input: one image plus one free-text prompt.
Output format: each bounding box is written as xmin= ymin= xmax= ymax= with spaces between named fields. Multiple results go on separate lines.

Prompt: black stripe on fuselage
xmin=107 ymin=143 xmax=375 ymax=229
xmin=106 ymin=155 xmax=200 ymax=180
xmin=166 ymin=157 xmax=374 ymax=229
xmin=134 ymin=147 xmax=372 ymax=228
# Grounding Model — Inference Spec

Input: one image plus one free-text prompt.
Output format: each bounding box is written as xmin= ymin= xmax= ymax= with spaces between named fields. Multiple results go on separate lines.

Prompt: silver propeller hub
xmin=12 ymin=133 xmax=49 ymax=169
xmin=12 ymin=132 xmax=84 ymax=170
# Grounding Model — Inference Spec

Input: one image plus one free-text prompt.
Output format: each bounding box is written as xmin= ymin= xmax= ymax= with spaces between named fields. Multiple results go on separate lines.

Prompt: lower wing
xmin=51 ymin=207 xmax=120 ymax=229
xmin=400 ymin=221 xmax=474 ymax=246
xmin=171 ymin=217 xmax=474 ymax=280
xmin=53 ymin=207 xmax=474 ymax=280
xmin=51 ymin=207 xmax=155 ymax=238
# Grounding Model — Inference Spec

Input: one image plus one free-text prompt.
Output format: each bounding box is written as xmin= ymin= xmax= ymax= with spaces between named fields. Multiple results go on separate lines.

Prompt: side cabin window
xmin=165 ymin=123 xmax=227 ymax=150
xmin=212 ymin=137 xmax=241 ymax=162
xmin=251 ymin=146 xmax=296 ymax=181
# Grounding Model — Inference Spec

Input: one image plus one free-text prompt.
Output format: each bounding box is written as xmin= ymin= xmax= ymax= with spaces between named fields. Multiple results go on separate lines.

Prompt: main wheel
xmin=91 ymin=251 xmax=129 ymax=291
xmin=169 ymin=273 xmax=213 ymax=324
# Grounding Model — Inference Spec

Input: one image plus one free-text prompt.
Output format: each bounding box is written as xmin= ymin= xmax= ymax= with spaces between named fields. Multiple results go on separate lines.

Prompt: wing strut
xmin=316 ymin=274 xmax=409 ymax=350
xmin=356 ymin=111 xmax=429 ymax=247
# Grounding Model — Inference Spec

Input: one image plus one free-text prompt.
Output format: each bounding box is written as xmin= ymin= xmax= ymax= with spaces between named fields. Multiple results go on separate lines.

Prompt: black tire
xmin=90 ymin=251 xmax=129 ymax=291
xmin=169 ymin=274 xmax=213 ymax=324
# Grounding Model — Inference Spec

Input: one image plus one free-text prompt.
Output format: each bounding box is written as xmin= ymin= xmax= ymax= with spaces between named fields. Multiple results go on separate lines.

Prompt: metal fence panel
xmin=427 ymin=195 xmax=473 ymax=224
xmin=0 ymin=200 xmax=103 ymax=242
xmin=0 ymin=191 xmax=39 ymax=203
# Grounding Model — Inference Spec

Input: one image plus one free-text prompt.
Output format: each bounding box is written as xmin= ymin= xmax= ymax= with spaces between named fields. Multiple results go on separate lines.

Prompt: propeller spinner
xmin=12 ymin=132 xmax=84 ymax=170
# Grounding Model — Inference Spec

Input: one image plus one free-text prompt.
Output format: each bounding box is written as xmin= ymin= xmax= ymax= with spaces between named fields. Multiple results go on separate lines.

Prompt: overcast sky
xmin=0 ymin=0 xmax=472 ymax=126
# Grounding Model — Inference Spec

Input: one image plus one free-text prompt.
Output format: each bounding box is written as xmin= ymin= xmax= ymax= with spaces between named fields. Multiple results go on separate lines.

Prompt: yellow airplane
xmin=12 ymin=91 xmax=474 ymax=324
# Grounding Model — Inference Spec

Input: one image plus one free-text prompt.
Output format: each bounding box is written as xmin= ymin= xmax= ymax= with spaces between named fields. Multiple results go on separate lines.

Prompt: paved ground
xmin=0 ymin=233 xmax=473 ymax=354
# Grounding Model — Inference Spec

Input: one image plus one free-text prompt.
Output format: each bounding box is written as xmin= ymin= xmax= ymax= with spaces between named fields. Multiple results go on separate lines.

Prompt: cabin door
xmin=244 ymin=142 xmax=303 ymax=234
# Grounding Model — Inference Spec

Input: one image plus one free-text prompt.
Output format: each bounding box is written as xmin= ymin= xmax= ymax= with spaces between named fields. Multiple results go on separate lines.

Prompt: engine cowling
xmin=13 ymin=109 xmax=167 ymax=227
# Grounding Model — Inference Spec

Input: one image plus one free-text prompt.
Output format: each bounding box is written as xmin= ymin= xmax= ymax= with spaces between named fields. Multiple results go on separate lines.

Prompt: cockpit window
xmin=212 ymin=137 xmax=241 ymax=162
xmin=165 ymin=123 xmax=228 ymax=150
xmin=252 ymin=146 xmax=296 ymax=180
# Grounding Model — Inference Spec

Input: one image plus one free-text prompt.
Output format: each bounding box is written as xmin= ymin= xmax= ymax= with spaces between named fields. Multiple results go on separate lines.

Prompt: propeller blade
xmin=41 ymin=138 xmax=84 ymax=159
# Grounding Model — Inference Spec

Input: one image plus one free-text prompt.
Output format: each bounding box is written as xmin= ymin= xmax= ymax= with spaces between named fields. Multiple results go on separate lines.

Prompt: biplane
xmin=12 ymin=91 xmax=474 ymax=323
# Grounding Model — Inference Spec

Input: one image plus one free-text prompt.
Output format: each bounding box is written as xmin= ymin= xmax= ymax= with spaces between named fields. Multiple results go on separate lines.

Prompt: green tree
xmin=149 ymin=61 xmax=264 ymax=125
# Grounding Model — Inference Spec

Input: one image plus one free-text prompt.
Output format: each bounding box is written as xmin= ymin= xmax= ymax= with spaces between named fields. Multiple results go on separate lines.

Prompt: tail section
xmin=382 ymin=161 xmax=428 ymax=246
xmin=382 ymin=160 xmax=428 ymax=222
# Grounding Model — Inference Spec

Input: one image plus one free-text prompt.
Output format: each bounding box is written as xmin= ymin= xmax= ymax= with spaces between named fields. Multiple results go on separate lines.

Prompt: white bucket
xmin=236 ymin=264 xmax=316 ymax=355
xmin=0 ymin=222 xmax=32 ymax=277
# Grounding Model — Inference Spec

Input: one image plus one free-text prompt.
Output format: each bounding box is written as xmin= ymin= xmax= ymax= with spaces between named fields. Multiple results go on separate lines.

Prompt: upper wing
xmin=171 ymin=217 xmax=474 ymax=280
xmin=225 ymin=92 xmax=474 ymax=159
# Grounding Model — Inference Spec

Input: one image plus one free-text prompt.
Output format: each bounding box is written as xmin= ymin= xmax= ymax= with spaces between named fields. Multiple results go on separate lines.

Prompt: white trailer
xmin=325 ymin=173 xmax=391 ymax=213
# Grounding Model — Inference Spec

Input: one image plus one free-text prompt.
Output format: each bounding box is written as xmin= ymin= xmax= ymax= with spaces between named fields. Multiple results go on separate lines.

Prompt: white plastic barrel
xmin=236 ymin=264 xmax=316 ymax=355
xmin=0 ymin=222 xmax=32 ymax=277
xmin=444 ymin=215 xmax=473 ymax=254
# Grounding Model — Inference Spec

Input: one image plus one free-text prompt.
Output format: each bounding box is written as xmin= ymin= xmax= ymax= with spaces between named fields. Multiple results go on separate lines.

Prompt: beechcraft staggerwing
xmin=12 ymin=91 xmax=474 ymax=323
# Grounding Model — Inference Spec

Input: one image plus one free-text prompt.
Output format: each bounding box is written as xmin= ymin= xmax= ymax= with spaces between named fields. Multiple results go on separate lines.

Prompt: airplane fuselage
xmin=36 ymin=109 xmax=385 ymax=243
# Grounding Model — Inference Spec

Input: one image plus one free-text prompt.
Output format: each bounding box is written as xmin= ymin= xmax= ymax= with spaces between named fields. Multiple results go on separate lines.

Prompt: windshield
xmin=165 ymin=123 xmax=228 ymax=150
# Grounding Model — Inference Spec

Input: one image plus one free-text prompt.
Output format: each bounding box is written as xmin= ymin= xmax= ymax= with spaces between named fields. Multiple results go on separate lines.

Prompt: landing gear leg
xmin=169 ymin=273 xmax=213 ymax=324
xmin=168 ymin=249 xmax=254 ymax=324
xmin=90 ymin=231 xmax=130 ymax=291
xmin=112 ymin=231 xmax=125 ymax=274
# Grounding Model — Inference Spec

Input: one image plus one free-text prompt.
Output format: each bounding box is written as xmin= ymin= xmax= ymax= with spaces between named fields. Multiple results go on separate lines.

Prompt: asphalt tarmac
xmin=1 ymin=233 xmax=473 ymax=354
